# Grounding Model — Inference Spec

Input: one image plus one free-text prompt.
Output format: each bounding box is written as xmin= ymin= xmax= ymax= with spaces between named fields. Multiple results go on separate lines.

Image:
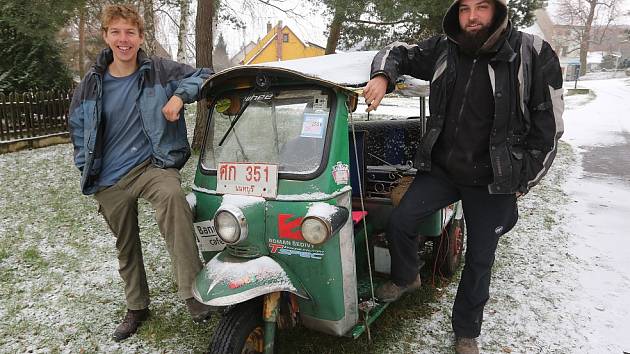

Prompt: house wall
xmin=244 ymin=25 xmax=325 ymax=64
xmin=244 ymin=30 xmax=276 ymax=64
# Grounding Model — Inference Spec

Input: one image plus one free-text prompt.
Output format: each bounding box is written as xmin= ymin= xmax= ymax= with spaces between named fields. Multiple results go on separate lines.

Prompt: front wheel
xmin=208 ymin=299 xmax=264 ymax=354
xmin=432 ymin=216 xmax=465 ymax=277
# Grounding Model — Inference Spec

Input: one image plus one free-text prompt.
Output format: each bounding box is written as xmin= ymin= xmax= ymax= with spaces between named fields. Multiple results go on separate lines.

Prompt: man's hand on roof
xmin=162 ymin=95 xmax=184 ymax=122
xmin=363 ymin=75 xmax=388 ymax=112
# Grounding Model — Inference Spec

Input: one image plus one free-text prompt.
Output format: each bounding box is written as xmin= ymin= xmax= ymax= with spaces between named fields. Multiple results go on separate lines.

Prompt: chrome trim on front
xmin=213 ymin=205 xmax=248 ymax=245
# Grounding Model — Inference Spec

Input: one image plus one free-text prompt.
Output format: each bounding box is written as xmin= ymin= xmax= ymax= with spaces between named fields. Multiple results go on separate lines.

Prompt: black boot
xmin=112 ymin=308 xmax=150 ymax=342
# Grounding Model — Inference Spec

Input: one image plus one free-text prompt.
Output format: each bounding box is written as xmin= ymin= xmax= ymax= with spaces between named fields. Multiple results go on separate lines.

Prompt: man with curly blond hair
xmin=69 ymin=4 xmax=213 ymax=341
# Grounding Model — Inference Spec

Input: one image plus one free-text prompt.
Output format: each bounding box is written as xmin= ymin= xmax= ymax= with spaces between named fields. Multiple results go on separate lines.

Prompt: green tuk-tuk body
xmin=188 ymin=52 xmax=464 ymax=352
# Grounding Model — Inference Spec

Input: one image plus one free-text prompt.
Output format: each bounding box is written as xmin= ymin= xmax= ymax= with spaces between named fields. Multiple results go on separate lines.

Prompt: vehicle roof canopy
xmin=201 ymin=51 xmax=429 ymax=101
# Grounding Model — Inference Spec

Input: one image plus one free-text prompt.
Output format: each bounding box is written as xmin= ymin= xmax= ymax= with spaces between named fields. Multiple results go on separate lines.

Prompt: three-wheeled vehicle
xmin=187 ymin=52 xmax=465 ymax=353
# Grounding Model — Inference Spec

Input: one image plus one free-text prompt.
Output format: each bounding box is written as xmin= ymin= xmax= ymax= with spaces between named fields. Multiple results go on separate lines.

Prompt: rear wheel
xmin=208 ymin=299 xmax=264 ymax=354
xmin=432 ymin=216 xmax=465 ymax=277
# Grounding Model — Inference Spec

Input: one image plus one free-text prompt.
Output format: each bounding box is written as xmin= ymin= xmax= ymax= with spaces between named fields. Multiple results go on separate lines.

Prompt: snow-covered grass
xmin=0 ymin=109 xmax=216 ymax=353
xmin=577 ymin=70 xmax=629 ymax=81
xmin=0 ymin=102 xmax=585 ymax=353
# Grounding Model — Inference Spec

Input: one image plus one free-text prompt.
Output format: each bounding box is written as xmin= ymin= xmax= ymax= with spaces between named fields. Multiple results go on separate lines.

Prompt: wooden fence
xmin=0 ymin=89 xmax=72 ymax=142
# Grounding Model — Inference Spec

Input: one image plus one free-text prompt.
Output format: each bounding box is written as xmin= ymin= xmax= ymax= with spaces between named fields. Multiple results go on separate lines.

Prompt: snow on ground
xmin=575 ymin=71 xmax=629 ymax=81
xmin=1 ymin=79 xmax=629 ymax=353
xmin=560 ymin=77 xmax=630 ymax=353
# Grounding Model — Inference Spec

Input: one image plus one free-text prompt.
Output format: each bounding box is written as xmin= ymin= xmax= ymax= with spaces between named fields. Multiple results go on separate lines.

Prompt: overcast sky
xmin=216 ymin=0 xmax=329 ymax=57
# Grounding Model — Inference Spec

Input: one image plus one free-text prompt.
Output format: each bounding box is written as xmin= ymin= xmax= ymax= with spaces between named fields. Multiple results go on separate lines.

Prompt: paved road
xmin=562 ymin=77 xmax=630 ymax=353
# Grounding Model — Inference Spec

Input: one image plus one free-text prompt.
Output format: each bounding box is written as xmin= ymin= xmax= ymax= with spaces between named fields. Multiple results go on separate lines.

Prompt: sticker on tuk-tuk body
xmin=278 ymin=213 xmax=304 ymax=240
xmin=332 ymin=161 xmax=350 ymax=185
xmin=228 ymin=275 xmax=255 ymax=289
xmin=244 ymin=92 xmax=274 ymax=102
xmin=300 ymin=113 xmax=327 ymax=138
xmin=266 ymin=213 xmax=325 ymax=260
xmin=193 ymin=219 xmax=226 ymax=252
xmin=217 ymin=162 xmax=278 ymax=198
xmin=312 ymin=95 xmax=328 ymax=110
xmin=268 ymin=242 xmax=324 ymax=260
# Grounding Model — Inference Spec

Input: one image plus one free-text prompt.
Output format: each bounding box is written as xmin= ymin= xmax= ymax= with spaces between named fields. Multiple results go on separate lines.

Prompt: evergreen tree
xmin=0 ymin=0 xmax=77 ymax=92
xmin=319 ymin=0 xmax=544 ymax=52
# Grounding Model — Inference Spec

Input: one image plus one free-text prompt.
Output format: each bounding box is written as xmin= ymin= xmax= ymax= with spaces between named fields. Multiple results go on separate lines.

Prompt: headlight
xmin=213 ymin=206 xmax=248 ymax=244
xmin=301 ymin=203 xmax=350 ymax=245
xmin=301 ymin=217 xmax=331 ymax=245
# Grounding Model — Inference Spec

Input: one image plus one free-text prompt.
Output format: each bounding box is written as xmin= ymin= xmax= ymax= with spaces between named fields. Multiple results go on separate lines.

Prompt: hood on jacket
xmin=442 ymin=0 xmax=509 ymax=53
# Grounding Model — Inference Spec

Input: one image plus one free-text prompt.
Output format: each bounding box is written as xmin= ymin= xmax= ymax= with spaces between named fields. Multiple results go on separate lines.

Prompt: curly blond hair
xmin=101 ymin=4 xmax=144 ymax=35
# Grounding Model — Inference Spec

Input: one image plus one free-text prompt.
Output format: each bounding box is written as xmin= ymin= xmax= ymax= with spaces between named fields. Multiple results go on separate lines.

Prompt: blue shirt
xmin=97 ymin=69 xmax=153 ymax=188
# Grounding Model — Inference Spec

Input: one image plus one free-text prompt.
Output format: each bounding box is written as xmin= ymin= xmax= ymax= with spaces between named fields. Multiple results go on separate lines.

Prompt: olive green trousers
xmin=94 ymin=160 xmax=202 ymax=310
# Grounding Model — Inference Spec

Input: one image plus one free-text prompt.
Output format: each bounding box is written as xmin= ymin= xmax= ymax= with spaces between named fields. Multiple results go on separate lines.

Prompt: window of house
xmin=283 ymin=33 xmax=289 ymax=43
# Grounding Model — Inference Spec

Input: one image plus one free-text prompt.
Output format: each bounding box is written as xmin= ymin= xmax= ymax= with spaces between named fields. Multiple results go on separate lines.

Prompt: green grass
xmin=22 ymin=247 xmax=48 ymax=268
xmin=0 ymin=245 xmax=9 ymax=262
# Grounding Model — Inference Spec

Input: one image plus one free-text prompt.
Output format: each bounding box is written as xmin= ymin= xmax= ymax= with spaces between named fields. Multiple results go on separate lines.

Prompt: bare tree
xmin=192 ymin=0 xmax=217 ymax=151
xmin=78 ymin=4 xmax=86 ymax=77
xmin=177 ymin=0 xmax=190 ymax=62
xmin=142 ymin=0 xmax=157 ymax=55
xmin=558 ymin=0 xmax=620 ymax=75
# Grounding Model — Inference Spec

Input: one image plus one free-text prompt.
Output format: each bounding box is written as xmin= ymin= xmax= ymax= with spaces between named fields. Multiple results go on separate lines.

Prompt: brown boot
xmin=455 ymin=337 xmax=479 ymax=354
xmin=112 ymin=308 xmax=150 ymax=342
xmin=375 ymin=274 xmax=421 ymax=303
xmin=186 ymin=297 xmax=213 ymax=323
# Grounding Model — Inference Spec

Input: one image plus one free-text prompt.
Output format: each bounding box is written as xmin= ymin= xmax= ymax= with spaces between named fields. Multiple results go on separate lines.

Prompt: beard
xmin=458 ymin=26 xmax=491 ymax=56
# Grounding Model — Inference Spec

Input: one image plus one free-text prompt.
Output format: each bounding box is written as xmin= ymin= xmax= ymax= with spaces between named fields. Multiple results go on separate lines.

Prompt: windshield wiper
xmin=218 ymin=90 xmax=253 ymax=147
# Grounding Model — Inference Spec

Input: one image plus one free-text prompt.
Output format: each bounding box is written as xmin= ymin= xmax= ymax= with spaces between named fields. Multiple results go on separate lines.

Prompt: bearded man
xmin=362 ymin=0 xmax=564 ymax=352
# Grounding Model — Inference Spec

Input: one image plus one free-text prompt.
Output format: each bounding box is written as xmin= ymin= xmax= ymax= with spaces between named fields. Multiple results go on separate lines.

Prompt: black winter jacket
xmin=370 ymin=1 xmax=564 ymax=195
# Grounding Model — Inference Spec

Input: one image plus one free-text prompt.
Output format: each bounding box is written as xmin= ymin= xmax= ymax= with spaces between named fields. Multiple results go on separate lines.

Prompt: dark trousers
xmin=387 ymin=169 xmax=518 ymax=338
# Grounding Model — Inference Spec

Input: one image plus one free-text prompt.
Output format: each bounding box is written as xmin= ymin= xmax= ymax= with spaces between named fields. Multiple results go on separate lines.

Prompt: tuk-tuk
xmin=188 ymin=52 xmax=465 ymax=353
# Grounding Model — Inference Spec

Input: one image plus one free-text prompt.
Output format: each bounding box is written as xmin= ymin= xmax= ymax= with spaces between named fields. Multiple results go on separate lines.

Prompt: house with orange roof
xmin=242 ymin=21 xmax=325 ymax=65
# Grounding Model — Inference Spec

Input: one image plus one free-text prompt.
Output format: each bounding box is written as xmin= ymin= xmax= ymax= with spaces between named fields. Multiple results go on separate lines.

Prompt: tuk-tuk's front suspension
xmin=262 ymin=292 xmax=280 ymax=354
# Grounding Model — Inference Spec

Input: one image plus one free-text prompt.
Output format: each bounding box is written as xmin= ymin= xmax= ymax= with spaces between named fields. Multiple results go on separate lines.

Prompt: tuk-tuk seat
xmin=350 ymin=119 xmax=423 ymax=166
xmin=351 ymin=211 xmax=368 ymax=225
xmin=348 ymin=119 xmax=423 ymax=201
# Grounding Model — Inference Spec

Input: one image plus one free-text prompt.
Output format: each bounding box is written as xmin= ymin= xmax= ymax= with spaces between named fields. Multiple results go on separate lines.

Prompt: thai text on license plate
xmin=216 ymin=162 xmax=278 ymax=198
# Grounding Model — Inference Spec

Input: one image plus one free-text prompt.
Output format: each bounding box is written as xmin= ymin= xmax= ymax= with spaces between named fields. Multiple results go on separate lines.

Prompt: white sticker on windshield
xmin=300 ymin=113 xmax=327 ymax=138
xmin=313 ymin=95 xmax=328 ymax=110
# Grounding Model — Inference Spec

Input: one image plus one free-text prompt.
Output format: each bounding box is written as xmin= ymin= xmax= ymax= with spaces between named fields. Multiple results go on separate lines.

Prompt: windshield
xmin=202 ymin=88 xmax=332 ymax=175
